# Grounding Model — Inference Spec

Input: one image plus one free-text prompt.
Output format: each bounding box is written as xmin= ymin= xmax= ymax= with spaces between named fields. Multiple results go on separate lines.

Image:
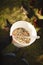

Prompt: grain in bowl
xmin=12 ymin=28 xmax=31 ymax=44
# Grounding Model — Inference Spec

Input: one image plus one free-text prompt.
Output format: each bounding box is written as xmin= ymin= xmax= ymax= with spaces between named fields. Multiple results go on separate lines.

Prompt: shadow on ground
xmin=0 ymin=28 xmax=12 ymax=51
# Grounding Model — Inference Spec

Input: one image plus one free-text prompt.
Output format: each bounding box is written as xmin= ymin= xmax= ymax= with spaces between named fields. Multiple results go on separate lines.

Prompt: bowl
xmin=10 ymin=21 xmax=39 ymax=47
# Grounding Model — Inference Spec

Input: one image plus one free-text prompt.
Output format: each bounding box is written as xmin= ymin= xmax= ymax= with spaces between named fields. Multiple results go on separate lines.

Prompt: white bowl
xmin=10 ymin=21 xmax=39 ymax=47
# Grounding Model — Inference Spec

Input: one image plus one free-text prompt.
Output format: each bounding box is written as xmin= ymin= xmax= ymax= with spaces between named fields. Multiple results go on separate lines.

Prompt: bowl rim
xmin=10 ymin=21 xmax=37 ymax=47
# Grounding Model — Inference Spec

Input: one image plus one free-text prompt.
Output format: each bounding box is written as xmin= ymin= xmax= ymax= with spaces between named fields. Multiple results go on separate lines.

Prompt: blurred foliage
xmin=0 ymin=0 xmax=43 ymax=28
